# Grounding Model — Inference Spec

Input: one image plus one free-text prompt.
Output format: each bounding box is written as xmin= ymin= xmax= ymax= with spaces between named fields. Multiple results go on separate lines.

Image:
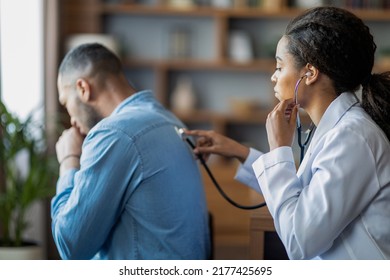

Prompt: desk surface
xmin=250 ymin=207 xmax=275 ymax=231
xmin=249 ymin=206 xmax=275 ymax=259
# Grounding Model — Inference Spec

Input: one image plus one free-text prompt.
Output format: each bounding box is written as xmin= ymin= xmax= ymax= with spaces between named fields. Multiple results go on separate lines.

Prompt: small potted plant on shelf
xmin=0 ymin=100 xmax=57 ymax=259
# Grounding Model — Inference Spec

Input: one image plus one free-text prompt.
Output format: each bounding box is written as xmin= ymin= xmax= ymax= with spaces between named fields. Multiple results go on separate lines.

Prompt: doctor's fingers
xmin=275 ymin=99 xmax=295 ymax=112
xmin=268 ymin=99 xmax=296 ymax=121
xmin=194 ymin=137 xmax=233 ymax=158
xmin=185 ymin=129 xmax=217 ymax=141
xmin=289 ymin=104 xmax=299 ymax=125
xmin=267 ymin=106 xmax=287 ymax=124
xmin=185 ymin=129 xmax=222 ymax=148
xmin=185 ymin=129 xmax=242 ymax=158
xmin=195 ymin=135 xmax=213 ymax=147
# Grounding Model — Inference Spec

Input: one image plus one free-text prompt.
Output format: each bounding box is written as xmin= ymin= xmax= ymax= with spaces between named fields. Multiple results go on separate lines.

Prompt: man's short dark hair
xmin=59 ymin=43 xmax=122 ymax=80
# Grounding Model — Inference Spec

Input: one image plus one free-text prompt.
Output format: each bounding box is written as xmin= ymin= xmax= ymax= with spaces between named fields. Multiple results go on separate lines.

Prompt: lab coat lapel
xmin=297 ymin=92 xmax=359 ymax=178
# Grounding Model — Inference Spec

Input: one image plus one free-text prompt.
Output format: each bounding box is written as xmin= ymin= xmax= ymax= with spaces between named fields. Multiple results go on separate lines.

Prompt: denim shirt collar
xmin=111 ymin=90 xmax=154 ymax=116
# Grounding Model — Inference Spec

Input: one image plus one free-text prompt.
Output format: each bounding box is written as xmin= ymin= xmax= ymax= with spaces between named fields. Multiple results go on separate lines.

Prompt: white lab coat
xmin=235 ymin=92 xmax=390 ymax=259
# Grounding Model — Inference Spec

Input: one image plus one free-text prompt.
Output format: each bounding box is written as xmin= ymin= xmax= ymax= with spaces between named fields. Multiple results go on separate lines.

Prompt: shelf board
xmin=174 ymin=109 xmax=312 ymax=126
xmin=350 ymin=9 xmax=390 ymax=21
xmin=173 ymin=109 xmax=225 ymax=123
xmin=374 ymin=59 xmax=390 ymax=72
xmin=99 ymin=4 xmax=218 ymax=17
xmin=226 ymin=111 xmax=269 ymax=124
xmin=98 ymin=4 xmax=302 ymax=19
xmin=276 ymin=8 xmax=390 ymax=21
xmin=123 ymin=58 xmax=275 ymax=72
xmin=99 ymin=4 xmax=390 ymax=21
xmin=174 ymin=109 xmax=271 ymax=125
xmin=225 ymin=7 xmax=300 ymax=19
xmin=123 ymin=57 xmax=390 ymax=74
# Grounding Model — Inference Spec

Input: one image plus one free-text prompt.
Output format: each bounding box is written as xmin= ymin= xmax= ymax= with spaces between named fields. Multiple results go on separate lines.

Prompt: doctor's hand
xmin=56 ymin=127 xmax=84 ymax=175
xmin=184 ymin=129 xmax=250 ymax=163
xmin=266 ymin=99 xmax=298 ymax=151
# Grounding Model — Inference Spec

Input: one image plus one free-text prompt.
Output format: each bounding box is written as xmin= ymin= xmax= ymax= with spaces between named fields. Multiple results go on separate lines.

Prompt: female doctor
xmin=186 ymin=7 xmax=390 ymax=259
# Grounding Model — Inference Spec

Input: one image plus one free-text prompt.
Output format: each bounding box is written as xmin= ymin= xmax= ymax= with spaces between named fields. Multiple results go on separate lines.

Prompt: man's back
xmin=51 ymin=90 xmax=210 ymax=259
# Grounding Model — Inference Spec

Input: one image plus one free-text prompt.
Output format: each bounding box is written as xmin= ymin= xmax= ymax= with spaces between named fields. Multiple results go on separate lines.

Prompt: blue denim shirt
xmin=51 ymin=90 xmax=211 ymax=260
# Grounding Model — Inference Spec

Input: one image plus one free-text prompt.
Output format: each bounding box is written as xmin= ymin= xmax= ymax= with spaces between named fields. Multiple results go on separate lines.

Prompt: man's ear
xmin=76 ymin=78 xmax=91 ymax=103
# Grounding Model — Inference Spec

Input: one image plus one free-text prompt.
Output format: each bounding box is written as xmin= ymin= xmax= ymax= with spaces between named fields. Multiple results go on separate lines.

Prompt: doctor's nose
xmin=271 ymin=72 xmax=277 ymax=83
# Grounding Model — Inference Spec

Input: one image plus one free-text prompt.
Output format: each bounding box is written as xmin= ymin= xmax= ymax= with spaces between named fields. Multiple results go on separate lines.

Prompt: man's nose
xmin=70 ymin=117 xmax=77 ymax=127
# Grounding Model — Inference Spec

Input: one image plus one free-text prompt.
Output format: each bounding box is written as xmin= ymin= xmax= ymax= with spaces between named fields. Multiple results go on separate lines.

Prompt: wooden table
xmin=249 ymin=206 xmax=276 ymax=260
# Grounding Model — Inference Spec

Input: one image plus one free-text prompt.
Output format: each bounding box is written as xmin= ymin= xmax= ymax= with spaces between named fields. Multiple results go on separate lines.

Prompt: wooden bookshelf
xmin=59 ymin=0 xmax=390 ymax=259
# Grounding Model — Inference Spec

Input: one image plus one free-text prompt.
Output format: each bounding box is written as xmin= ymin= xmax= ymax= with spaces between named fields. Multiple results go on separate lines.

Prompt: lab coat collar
xmin=302 ymin=92 xmax=359 ymax=162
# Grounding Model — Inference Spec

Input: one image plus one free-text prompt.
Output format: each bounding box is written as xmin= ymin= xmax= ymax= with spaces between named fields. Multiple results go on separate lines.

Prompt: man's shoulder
xmin=91 ymin=105 xmax=177 ymax=138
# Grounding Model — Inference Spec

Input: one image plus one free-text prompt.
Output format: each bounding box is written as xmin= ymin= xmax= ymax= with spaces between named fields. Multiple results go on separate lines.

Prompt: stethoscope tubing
xmin=178 ymin=75 xmax=315 ymax=210
xmin=294 ymin=76 xmax=315 ymax=163
xmin=185 ymin=137 xmax=266 ymax=210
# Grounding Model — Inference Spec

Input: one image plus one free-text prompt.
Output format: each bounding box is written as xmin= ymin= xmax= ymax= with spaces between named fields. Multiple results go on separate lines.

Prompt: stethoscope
xmin=295 ymin=73 xmax=315 ymax=163
xmin=176 ymin=127 xmax=267 ymax=210
xmin=176 ymin=74 xmax=315 ymax=210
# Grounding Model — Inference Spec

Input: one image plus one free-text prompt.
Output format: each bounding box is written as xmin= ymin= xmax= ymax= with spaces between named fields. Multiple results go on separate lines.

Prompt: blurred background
xmin=1 ymin=0 xmax=390 ymax=260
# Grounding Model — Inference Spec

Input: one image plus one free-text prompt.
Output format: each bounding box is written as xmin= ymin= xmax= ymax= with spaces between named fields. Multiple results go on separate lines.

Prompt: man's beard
xmin=79 ymin=101 xmax=103 ymax=132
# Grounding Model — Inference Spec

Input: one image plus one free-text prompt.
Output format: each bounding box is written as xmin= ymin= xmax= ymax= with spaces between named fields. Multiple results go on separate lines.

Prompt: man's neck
xmin=95 ymin=76 xmax=137 ymax=117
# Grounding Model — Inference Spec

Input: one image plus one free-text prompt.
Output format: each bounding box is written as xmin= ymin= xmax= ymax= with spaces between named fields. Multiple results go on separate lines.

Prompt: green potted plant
xmin=0 ymin=100 xmax=57 ymax=259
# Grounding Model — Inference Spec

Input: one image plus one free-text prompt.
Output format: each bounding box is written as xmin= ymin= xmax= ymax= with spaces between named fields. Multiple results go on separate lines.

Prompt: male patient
xmin=51 ymin=43 xmax=210 ymax=259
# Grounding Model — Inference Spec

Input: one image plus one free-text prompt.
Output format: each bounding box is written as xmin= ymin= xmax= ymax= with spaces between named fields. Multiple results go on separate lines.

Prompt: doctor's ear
xmin=304 ymin=64 xmax=319 ymax=85
xmin=76 ymin=78 xmax=91 ymax=103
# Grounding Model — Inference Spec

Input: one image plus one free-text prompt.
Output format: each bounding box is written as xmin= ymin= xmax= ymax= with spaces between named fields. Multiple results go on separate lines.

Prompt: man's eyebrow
xmin=275 ymin=56 xmax=282 ymax=61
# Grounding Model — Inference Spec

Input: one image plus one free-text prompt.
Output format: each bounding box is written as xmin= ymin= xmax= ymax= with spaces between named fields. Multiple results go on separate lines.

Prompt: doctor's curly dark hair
xmin=284 ymin=6 xmax=390 ymax=140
